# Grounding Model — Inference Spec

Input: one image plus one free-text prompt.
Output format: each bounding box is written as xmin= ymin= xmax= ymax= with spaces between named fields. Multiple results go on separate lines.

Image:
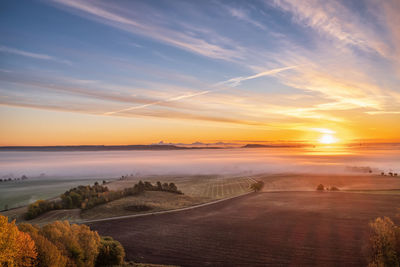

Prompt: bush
xmin=95 ymin=236 xmax=125 ymax=266
xmin=367 ymin=217 xmax=400 ymax=267
xmin=329 ymin=186 xmax=340 ymax=191
xmin=250 ymin=181 xmax=264 ymax=192
xmin=26 ymin=200 xmax=53 ymax=220
xmin=316 ymin=184 xmax=325 ymax=191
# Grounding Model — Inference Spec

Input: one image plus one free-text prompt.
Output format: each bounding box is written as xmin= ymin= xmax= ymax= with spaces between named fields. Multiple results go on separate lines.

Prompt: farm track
xmin=90 ymin=191 xmax=400 ymax=267
xmin=83 ymin=191 xmax=252 ymax=224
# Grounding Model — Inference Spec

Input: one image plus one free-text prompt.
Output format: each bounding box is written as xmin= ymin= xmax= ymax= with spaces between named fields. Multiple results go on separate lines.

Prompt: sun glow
xmin=318 ymin=134 xmax=337 ymax=144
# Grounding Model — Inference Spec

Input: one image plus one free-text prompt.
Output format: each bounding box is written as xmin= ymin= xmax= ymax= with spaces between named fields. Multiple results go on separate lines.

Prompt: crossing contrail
xmin=104 ymin=65 xmax=297 ymax=115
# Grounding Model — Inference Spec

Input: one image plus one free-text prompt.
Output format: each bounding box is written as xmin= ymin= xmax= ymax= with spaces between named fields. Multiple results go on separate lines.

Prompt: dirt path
xmin=90 ymin=191 xmax=400 ymax=267
xmin=83 ymin=192 xmax=252 ymax=224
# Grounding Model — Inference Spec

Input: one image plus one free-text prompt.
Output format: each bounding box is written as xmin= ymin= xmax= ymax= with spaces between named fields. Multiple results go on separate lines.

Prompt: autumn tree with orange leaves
xmin=1 ymin=215 xmax=124 ymax=267
xmin=0 ymin=215 xmax=37 ymax=266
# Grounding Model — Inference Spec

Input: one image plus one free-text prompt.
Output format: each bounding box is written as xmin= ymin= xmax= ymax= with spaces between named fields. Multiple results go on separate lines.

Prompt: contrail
xmin=104 ymin=90 xmax=212 ymax=115
xmin=217 ymin=65 xmax=297 ymax=87
xmin=104 ymin=65 xmax=297 ymax=115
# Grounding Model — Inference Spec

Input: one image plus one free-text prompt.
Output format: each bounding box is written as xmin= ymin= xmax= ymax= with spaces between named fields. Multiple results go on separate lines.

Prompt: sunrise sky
xmin=1 ymin=0 xmax=399 ymax=146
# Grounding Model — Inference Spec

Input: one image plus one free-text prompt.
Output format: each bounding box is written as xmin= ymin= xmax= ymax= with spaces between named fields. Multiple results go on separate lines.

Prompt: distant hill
xmin=0 ymin=145 xmax=221 ymax=152
xmin=242 ymin=144 xmax=298 ymax=148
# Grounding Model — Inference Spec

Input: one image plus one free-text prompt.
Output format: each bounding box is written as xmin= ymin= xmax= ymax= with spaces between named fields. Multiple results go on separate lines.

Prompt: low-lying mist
xmin=1 ymin=146 xmax=399 ymax=179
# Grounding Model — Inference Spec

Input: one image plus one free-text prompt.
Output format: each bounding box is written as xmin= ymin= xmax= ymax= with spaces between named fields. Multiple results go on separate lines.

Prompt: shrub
xmin=316 ymin=184 xmax=325 ymax=191
xmin=367 ymin=217 xmax=400 ymax=267
xmin=61 ymin=196 xmax=73 ymax=209
xmin=329 ymin=186 xmax=340 ymax=191
xmin=168 ymin=182 xmax=178 ymax=192
xmin=250 ymin=181 xmax=264 ymax=192
xmin=157 ymin=181 xmax=162 ymax=190
xmin=26 ymin=200 xmax=53 ymax=220
xmin=95 ymin=236 xmax=125 ymax=266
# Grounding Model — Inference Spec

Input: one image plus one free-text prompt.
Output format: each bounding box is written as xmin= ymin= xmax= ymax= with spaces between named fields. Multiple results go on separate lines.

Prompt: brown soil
xmin=90 ymin=191 xmax=400 ymax=267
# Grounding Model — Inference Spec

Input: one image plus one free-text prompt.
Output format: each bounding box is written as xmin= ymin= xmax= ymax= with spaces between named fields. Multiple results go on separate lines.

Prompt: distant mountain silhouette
xmin=242 ymin=144 xmax=297 ymax=148
xmin=0 ymin=145 xmax=221 ymax=152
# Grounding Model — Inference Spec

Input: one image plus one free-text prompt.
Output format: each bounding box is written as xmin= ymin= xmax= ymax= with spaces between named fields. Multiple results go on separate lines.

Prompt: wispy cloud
xmin=0 ymin=71 xmax=194 ymax=110
xmin=311 ymin=128 xmax=335 ymax=134
xmin=0 ymin=93 xmax=272 ymax=128
xmin=0 ymin=45 xmax=71 ymax=65
xmin=225 ymin=6 xmax=266 ymax=30
xmin=49 ymin=0 xmax=244 ymax=61
xmin=365 ymin=111 xmax=400 ymax=115
xmin=270 ymin=0 xmax=389 ymax=57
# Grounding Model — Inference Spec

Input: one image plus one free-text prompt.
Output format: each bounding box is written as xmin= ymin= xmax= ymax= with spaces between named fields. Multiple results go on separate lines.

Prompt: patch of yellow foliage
xmin=0 ymin=215 xmax=37 ymax=266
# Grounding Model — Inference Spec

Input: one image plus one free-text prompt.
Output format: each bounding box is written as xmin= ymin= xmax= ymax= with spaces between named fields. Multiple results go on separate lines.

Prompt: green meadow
xmin=0 ymin=177 xmax=111 ymax=210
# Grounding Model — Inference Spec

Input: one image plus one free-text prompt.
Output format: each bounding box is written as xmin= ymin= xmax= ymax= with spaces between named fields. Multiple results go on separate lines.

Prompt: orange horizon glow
xmin=0 ymin=106 xmax=399 ymax=147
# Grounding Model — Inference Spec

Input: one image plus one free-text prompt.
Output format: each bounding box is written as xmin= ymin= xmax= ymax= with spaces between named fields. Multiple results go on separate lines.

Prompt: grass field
xmin=0 ymin=177 xmax=108 ymax=210
xmin=108 ymin=175 xmax=254 ymax=200
xmin=81 ymin=191 xmax=208 ymax=220
xmin=0 ymin=175 xmax=254 ymax=224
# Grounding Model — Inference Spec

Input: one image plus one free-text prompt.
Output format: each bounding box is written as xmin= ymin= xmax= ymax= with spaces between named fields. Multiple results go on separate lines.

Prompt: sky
xmin=0 ymin=0 xmax=399 ymax=146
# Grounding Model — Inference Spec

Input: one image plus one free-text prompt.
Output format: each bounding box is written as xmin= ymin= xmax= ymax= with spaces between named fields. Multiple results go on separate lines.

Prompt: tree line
xmin=26 ymin=181 xmax=182 ymax=220
xmin=0 ymin=175 xmax=28 ymax=183
xmin=0 ymin=215 xmax=125 ymax=266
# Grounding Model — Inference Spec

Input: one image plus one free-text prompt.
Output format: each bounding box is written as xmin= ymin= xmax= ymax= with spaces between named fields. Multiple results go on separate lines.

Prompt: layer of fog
xmin=1 ymin=146 xmax=399 ymax=179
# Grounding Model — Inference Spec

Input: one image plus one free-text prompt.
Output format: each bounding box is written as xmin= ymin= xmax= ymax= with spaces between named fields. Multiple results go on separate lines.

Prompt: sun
xmin=318 ymin=134 xmax=337 ymax=144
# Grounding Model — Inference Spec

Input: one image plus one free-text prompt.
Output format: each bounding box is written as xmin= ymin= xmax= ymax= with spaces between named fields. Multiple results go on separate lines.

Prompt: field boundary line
xmin=82 ymin=191 xmax=253 ymax=224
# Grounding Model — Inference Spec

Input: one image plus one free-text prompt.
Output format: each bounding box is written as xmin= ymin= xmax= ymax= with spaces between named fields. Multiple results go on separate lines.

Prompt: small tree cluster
xmin=316 ymin=184 xmax=325 ymax=191
xmin=26 ymin=200 xmax=62 ymax=220
xmin=145 ymin=181 xmax=182 ymax=194
xmin=95 ymin=236 xmax=125 ymax=266
xmin=2 ymin=214 xmax=127 ymax=267
xmin=19 ymin=219 xmax=121 ymax=267
xmin=0 ymin=175 xmax=28 ymax=183
xmin=381 ymin=172 xmax=399 ymax=177
xmin=62 ymin=184 xmax=109 ymax=209
xmin=316 ymin=184 xmax=340 ymax=191
xmin=26 ymin=181 xmax=183 ymax=219
xmin=250 ymin=181 xmax=264 ymax=192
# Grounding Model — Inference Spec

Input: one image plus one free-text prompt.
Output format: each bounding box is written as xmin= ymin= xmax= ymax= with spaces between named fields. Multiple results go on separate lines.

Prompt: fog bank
xmin=1 ymin=146 xmax=399 ymax=179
